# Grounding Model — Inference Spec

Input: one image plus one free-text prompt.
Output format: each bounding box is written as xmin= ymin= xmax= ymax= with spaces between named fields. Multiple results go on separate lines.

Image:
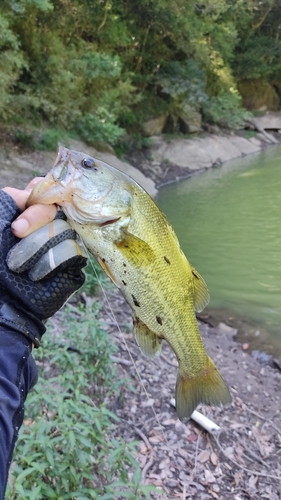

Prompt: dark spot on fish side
xmin=123 ymin=263 xmax=126 ymax=267
xmin=156 ymin=316 xmax=163 ymax=325
xmin=192 ymin=270 xmax=199 ymax=279
xmin=102 ymin=258 xmax=106 ymax=262
xmin=164 ymin=256 xmax=171 ymax=265
xmin=152 ymin=338 xmax=159 ymax=349
xmin=122 ymin=280 xmax=127 ymax=286
xmin=124 ymin=244 xmax=129 ymax=248
xmin=132 ymin=294 xmax=140 ymax=307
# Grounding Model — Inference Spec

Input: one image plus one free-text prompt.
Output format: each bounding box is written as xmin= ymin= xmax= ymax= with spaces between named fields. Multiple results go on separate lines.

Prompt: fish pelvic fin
xmin=175 ymin=356 xmax=231 ymax=421
xmin=133 ymin=316 xmax=162 ymax=357
xmin=191 ymin=266 xmax=210 ymax=312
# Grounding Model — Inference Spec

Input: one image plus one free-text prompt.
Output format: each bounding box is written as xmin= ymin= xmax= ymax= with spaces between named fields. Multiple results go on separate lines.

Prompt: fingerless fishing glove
xmin=0 ymin=190 xmax=87 ymax=347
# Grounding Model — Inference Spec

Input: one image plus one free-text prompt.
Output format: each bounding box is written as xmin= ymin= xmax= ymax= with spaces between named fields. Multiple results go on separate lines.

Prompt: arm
xmin=0 ymin=185 xmax=86 ymax=499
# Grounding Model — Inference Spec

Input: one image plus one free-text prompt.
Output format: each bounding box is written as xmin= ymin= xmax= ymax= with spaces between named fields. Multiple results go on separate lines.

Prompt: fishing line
xmin=82 ymin=244 xmax=170 ymax=437
xmin=82 ymin=244 xmax=202 ymax=488
xmin=85 ymin=249 xmax=160 ymax=412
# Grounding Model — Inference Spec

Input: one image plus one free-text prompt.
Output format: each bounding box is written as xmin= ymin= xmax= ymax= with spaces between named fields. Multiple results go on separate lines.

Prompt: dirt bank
xmin=100 ymin=289 xmax=281 ymax=499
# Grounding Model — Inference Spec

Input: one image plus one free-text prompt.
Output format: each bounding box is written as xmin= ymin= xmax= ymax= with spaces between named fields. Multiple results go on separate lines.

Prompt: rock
xmin=149 ymin=133 xmax=263 ymax=171
xmin=238 ymin=79 xmax=280 ymax=111
xmin=252 ymin=350 xmax=273 ymax=365
xmin=143 ymin=115 xmax=167 ymax=136
xmin=178 ymin=104 xmax=202 ymax=133
xmin=248 ymin=113 xmax=281 ymax=131
xmin=216 ymin=322 xmax=238 ymax=336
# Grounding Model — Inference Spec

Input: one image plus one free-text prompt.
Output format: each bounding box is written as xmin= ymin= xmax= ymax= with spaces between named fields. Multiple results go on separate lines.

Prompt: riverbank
xmin=2 ymin=113 xmax=281 ymax=197
xmin=126 ymin=113 xmax=281 ymax=189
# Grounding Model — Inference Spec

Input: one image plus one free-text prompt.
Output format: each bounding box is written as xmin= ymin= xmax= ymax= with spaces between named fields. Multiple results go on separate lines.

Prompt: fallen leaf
xmin=187 ymin=434 xmax=198 ymax=442
xmin=149 ymin=435 xmax=162 ymax=443
xmin=198 ymin=450 xmax=210 ymax=463
xmin=205 ymin=469 xmax=216 ymax=483
xmin=210 ymin=451 xmax=218 ymax=466
xmin=248 ymin=475 xmax=258 ymax=489
xmin=162 ymin=418 xmax=177 ymax=426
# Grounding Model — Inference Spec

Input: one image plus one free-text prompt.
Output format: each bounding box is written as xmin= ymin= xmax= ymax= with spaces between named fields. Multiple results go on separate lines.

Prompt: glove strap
xmin=0 ymin=303 xmax=45 ymax=347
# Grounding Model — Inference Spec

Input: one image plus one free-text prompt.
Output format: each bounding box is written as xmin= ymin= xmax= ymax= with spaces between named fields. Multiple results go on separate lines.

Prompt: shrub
xmin=75 ymin=109 xmax=125 ymax=147
xmin=7 ymin=303 xmax=156 ymax=499
xmin=202 ymin=90 xmax=252 ymax=129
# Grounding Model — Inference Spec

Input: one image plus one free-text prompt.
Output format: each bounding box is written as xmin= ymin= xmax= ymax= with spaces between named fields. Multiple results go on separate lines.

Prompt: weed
xmin=13 ymin=129 xmax=36 ymax=150
xmin=7 ymin=302 xmax=157 ymax=499
xmin=80 ymin=254 xmax=110 ymax=297
xmin=36 ymin=128 xmax=69 ymax=151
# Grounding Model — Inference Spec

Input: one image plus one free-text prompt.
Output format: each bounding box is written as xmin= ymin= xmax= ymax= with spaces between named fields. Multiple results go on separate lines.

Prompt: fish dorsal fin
xmin=115 ymin=230 xmax=155 ymax=266
xmin=191 ymin=266 xmax=210 ymax=312
xmin=133 ymin=315 xmax=162 ymax=358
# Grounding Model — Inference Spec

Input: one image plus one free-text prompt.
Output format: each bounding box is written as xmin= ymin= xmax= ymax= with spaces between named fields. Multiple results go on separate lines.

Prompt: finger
xmin=3 ymin=178 xmax=46 ymax=210
xmin=25 ymin=177 xmax=45 ymax=191
xmin=2 ymin=187 xmax=29 ymax=211
xmin=11 ymin=204 xmax=57 ymax=238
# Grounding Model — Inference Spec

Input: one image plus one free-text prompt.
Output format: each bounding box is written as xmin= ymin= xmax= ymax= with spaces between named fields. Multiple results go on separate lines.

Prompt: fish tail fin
xmin=176 ymin=356 xmax=231 ymax=421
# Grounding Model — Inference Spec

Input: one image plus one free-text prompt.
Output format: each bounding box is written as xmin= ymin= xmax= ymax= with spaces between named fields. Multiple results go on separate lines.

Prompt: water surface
xmin=157 ymin=145 xmax=281 ymax=358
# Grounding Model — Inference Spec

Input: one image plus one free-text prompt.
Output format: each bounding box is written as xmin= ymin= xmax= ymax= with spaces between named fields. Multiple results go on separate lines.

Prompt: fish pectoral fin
xmin=191 ymin=266 xmax=210 ymax=312
xmin=133 ymin=316 xmax=162 ymax=357
xmin=115 ymin=230 xmax=155 ymax=266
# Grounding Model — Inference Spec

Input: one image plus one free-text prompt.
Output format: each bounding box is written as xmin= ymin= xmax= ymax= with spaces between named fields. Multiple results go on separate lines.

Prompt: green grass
xmin=7 ymin=298 xmax=157 ymax=499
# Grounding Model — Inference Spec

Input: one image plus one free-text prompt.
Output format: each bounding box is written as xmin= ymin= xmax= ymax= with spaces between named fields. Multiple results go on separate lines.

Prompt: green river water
xmin=156 ymin=145 xmax=281 ymax=361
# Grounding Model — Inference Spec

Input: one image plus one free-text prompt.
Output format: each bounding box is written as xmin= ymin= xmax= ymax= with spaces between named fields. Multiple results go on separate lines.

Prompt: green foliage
xmin=36 ymin=128 xmax=69 ymax=151
xmin=75 ymin=109 xmax=125 ymax=147
xmin=7 ymin=303 xmax=156 ymax=499
xmin=202 ymin=90 xmax=253 ymax=129
xmin=156 ymin=59 xmax=208 ymax=110
xmin=13 ymin=128 xmax=36 ymax=149
xmin=80 ymin=254 xmax=110 ymax=296
xmin=13 ymin=127 xmax=69 ymax=151
xmin=233 ymin=35 xmax=281 ymax=80
xmin=0 ymin=0 xmax=281 ymax=141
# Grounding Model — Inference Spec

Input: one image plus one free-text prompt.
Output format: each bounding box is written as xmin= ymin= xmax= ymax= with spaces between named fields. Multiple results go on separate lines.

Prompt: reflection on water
xmin=156 ymin=145 xmax=281 ymax=359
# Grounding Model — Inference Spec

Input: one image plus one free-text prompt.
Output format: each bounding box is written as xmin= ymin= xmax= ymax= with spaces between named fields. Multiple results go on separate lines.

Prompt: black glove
xmin=0 ymin=190 xmax=87 ymax=347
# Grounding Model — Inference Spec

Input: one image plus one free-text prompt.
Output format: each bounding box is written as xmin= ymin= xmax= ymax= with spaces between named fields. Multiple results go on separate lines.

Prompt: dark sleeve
xmin=0 ymin=327 xmax=38 ymax=500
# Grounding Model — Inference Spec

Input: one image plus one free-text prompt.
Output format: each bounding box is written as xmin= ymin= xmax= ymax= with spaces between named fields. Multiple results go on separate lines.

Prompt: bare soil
xmin=100 ymin=290 xmax=281 ymax=500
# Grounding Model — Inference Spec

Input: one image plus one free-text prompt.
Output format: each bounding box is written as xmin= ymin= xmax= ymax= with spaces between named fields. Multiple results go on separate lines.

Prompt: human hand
xmin=0 ymin=184 xmax=87 ymax=347
xmin=3 ymin=178 xmax=57 ymax=238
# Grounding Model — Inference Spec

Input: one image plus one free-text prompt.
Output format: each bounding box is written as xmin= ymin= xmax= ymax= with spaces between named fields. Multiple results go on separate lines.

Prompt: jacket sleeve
xmin=0 ymin=327 xmax=38 ymax=500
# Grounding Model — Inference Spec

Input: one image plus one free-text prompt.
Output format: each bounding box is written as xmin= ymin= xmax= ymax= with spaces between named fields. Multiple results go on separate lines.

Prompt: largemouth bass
xmin=28 ymin=146 xmax=231 ymax=420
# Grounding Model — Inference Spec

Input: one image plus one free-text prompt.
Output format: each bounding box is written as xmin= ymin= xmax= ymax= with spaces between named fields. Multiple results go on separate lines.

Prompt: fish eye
xmin=81 ymin=157 xmax=97 ymax=170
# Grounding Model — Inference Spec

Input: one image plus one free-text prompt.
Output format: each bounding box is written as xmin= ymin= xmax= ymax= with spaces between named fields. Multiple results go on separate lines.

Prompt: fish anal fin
xmin=115 ymin=230 xmax=155 ymax=266
xmin=133 ymin=316 xmax=162 ymax=358
xmin=191 ymin=266 xmax=210 ymax=312
xmin=176 ymin=356 xmax=231 ymax=421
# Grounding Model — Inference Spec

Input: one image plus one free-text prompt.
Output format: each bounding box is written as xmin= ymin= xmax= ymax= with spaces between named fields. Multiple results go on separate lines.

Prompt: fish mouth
xmin=27 ymin=146 xmax=74 ymax=207
xmin=27 ymin=172 xmax=63 ymax=207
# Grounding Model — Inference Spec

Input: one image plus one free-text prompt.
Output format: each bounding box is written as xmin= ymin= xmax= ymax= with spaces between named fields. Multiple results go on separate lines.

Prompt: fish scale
xmin=27 ymin=146 xmax=231 ymax=420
